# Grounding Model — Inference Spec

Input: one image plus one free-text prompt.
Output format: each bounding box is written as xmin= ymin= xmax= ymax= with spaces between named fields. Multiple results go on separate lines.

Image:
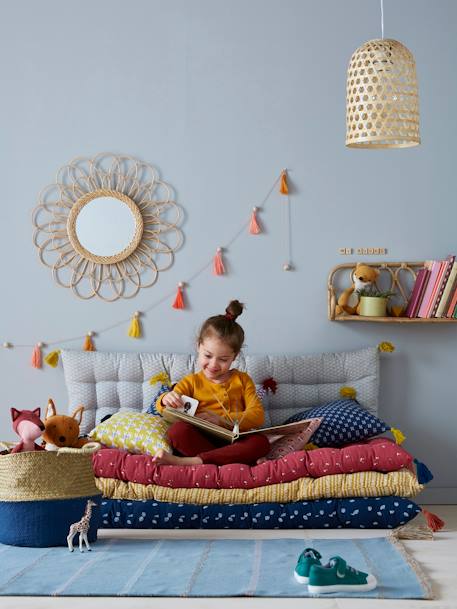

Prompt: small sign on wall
xmin=338 ymin=248 xmax=387 ymax=255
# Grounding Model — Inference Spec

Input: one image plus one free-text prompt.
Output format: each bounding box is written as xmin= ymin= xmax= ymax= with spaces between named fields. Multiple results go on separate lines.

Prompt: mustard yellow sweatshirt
xmin=156 ymin=370 xmax=265 ymax=432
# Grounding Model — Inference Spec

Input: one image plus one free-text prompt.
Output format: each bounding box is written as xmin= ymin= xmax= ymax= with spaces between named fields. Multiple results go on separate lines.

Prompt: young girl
xmin=154 ymin=300 xmax=270 ymax=466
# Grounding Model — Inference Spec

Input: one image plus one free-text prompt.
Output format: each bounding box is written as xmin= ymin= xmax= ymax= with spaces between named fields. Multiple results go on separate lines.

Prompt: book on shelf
xmin=417 ymin=261 xmax=443 ymax=318
xmin=436 ymin=260 xmax=457 ymax=317
xmin=430 ymin=255 xmax=455 ymax=317
xmin=161 ymin=406 xmax=321 ymax=443
xmin=405 ymin=268 xmax=430 ymax=318
xmin=446 ymin=282 xmax=457 ymax=317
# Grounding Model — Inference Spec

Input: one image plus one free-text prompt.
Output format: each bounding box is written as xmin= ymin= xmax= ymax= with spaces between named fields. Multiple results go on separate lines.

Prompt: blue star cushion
xmin=284 ymin=399 xmax=389 ymax=447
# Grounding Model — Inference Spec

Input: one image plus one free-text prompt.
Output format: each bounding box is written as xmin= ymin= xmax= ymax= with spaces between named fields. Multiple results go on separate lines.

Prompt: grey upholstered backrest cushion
xmin=61 ymin=347 xmax=379 ymax=435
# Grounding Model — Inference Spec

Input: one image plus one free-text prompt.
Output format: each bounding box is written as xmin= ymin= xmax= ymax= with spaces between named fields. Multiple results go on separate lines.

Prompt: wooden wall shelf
xmin=328 ymin=261 xmax=457 ymax=323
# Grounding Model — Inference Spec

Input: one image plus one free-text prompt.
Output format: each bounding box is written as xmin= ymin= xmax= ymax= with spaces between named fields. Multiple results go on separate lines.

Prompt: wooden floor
xmin=2 ymin=505 xmax=456 ymax=609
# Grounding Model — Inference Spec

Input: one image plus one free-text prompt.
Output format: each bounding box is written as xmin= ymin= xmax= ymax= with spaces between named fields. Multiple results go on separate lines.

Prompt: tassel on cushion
xmin=422 ymin=508 xmax=445 ymax=532
xmin=44 ymin=349 xmax=61 ymax=368
xmin=262 ymin=377 xmax=278 ymax=394
xmin=279 ymin=169 xmax=289 ymax=195
xmin=249 ymin=207 xmax=261 ymax=235
xmin=213 ymin=247 xmax=225 ymax=276
xmin=172 ymin=283 xmax=185 ymax=309
xmin=128 ymin=312 xmax=142 ymax=338
xmin=390 ymin=427 xmax=406 ymax=445
xmin=31 ymin=343 xmax=43 ymax=369
xmin=414 ymin=458 xmax=434 ymax=484
xmin=84 ymin=332 xmax=96 ymax=351
xmin=149 ymin=372 xmax=171 ymax=386
xmin=340 ymin=386 xmax=357 ymax=400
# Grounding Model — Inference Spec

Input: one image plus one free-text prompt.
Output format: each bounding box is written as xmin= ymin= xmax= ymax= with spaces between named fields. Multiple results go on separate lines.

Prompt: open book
xmin=162 ymin=406 xmax=320 ymax=443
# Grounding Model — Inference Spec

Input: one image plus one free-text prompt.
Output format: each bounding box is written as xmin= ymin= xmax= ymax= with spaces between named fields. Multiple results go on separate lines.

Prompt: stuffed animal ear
xmin=33 ymin=408 xmax=41 ymax=418
xmin=71 ymin=405 xmax=84 ymax=425
xmin=45 ymin=399 xmax=57 ymax=420
xmin=11 ymin=408 xmax=20 ymax=422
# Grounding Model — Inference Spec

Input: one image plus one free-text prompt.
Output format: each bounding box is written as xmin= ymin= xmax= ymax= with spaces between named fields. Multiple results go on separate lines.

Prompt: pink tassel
xmin=249 ymin=207 xmax=261 ymax=235
xmin=213 ymin=248 xmax=225 ymax=276
xmin=31 ymin=343 xmax=43 ymax=369
xmin=172 ymin=282 xmax=185 ymax=309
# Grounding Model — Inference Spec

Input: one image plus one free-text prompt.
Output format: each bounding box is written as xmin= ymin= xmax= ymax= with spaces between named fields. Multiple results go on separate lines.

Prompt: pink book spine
xmin=417 ymin=261 xmax=442 ymax=318
xmin=426 ymin=261 xmax=448 ymax=318
xmin=405 ymin=269 xmax=429 ymax=318
xmin=446 ymin=284 xmax=457 ymax=317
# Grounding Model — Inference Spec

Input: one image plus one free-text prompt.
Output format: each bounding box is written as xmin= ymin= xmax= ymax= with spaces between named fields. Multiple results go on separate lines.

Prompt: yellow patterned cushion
xmin=89 ymin=412 xmax=171 ymax=456
xmin=95 ymin=468 xmax=422 ymax=504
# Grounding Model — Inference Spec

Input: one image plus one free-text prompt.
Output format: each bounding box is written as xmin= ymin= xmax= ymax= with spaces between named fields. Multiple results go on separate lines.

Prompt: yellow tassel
xmin=378 ymin=341 xmax=395 ymax=353
xmin=340 ymin=386 xmax=357 ymax=400
xmin=390 ymin=427 xmax=406 ymax=445
xmin=44 ymin=349 xmax=61 ymax=368
xmin=83 ymin=333 xmax=96 ymax=351
xmin=279 ymin=170 xmax=289 ymax=195
xmin=128 ymin=311 xmax=142 ymax=338
xmin=149 ymin=371 xmax=171 ymax=386
xmin=304 ymin=442 xmax=319 ymax=451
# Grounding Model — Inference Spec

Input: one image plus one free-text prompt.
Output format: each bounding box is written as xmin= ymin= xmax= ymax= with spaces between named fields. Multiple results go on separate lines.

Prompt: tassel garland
xmin=249 ymin=207 xmax=261 ymax=234
xmin=279 ymin=170 xmax=289 ymax=195
xmin=31 ymin=343 xmax=43 ymax=369
xmin=213 ymin=247 xmax=225 ymax=276
xmin=44 ymin=349 xmax=61 ymax=368
xmin=128 ymin=312 xmax=142 ymax=338
xmin=390 ymin=427 xmax=406 ymax=445
xmin=84 ymin=332 xmax=96 ymax=351
xmin=340 ymin=386 xmax=357 ymax=400
xmin=262 ymin=377 xmax=278 ymax=394
xmin=422 ymin=508 xmax=445 ymax=532
xmin=414 ymin=458 xmax=434 ymax=484
xmin=172 ymin=283 xmax=185 ymax=309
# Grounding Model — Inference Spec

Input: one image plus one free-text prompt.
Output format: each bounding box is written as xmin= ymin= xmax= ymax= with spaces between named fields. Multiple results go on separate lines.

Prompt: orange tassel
xmin=213 ymin=247 xmax=225 ymax=275
xmin=84 ymin=333 xmax=96 ymax=351
xmin=422 ymin=509 xmax=445 ymax=532
xmin=249 ymin=207 xmax=261 ymax=235
xmin=172 ymin=282 xmax=185 ymax=309
xmin=31 ymin=343 xmax=43 ymax=369
xmin=280 ymin=170 xmax=289 ymax=195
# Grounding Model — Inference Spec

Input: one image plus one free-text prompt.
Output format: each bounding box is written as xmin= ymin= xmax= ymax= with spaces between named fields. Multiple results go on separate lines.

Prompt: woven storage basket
xmin=0 ymin=446 xmax=101 ymax=547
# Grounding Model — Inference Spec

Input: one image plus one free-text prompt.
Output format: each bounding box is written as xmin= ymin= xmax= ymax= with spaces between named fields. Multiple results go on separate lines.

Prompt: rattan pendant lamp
xmin=346 ymin=0 xmax=420 ymax=148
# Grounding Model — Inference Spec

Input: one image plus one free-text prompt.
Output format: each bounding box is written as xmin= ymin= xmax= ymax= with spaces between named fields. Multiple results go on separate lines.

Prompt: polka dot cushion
xmin=284 ymin=399 xmax=389 ymax=447
xmin=99 ymin=495 xmax=421 ymax=529
xmin=90 ymin=411 xmax=171 ymax=456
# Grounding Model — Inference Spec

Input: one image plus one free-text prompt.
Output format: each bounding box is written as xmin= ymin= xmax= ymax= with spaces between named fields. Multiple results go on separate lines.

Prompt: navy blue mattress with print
xmin=99 ymin=496 xmax=421 ymax=529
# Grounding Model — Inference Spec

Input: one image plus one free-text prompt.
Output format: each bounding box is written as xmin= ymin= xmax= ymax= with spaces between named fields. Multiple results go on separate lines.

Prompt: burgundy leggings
xmin=167 ymin=421 xmax=270 ymax=466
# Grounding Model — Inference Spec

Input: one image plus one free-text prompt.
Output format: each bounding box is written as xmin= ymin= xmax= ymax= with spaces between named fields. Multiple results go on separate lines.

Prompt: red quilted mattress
xmin=92 ymin=438 xmax=413 ymax=490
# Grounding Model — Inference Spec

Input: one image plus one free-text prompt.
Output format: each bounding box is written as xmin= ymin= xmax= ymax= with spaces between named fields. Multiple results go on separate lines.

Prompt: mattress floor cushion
xmin=99 ymin=496 xmax=421 ymax=529
xmin=92 ymin=438 xmax=413 ymax=489
xmin=96 ymin=468 xmax=421 ymax=504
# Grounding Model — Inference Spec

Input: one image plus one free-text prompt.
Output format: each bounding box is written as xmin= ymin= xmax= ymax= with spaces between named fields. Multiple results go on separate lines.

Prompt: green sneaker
xmin=294 ymin=548 xmax=322 ymax=584
xmin=308 ymin=556 xmax=377 ymax=594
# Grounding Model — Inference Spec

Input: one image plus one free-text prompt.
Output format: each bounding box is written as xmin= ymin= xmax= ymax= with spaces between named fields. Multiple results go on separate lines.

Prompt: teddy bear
xmin=41 ymin=398 xmax=89 ymax=450
xmin=335 ymin=263 xmax=379 ymax=315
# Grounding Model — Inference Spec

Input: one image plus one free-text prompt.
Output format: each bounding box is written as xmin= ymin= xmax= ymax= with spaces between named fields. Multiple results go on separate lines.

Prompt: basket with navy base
xmin=0 ymin=444 xmax=101 ymax=547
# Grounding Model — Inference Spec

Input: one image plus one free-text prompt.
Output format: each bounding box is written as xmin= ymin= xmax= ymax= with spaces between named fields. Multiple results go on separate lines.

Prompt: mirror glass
xmin=75 ymin=196 xmax=137 ymax=256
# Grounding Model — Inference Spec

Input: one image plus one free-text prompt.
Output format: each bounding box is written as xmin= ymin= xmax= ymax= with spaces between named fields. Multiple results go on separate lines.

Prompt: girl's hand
xmin=162 ymin=391 xmax=184 ymax=409
xmin=196 ymin=412 xmax=225 ymax=426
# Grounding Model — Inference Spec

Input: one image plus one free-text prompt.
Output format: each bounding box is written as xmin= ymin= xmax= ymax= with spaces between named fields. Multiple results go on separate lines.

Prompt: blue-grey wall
xmin=1 ymin=0 xmax=456 ymax=503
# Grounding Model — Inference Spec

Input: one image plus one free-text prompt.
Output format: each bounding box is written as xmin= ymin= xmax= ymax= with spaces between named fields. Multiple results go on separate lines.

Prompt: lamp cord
xmin=380 ymin=0 xmax=384 ymax=39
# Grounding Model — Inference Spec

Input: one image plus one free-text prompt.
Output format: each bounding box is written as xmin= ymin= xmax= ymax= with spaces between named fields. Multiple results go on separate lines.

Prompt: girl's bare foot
xmin=256 ymin=456 xmax=268 ymax=465
xmin=153 ymin=449 xmax=203 ymax=466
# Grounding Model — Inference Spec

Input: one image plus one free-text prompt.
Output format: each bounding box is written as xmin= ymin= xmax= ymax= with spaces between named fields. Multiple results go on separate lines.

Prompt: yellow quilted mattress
xmin=96 ymin=468 xmax=422 ymax=504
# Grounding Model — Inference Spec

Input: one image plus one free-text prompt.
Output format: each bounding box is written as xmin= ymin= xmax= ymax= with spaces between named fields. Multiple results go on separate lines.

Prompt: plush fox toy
xmin=42 ymin=398 xmax=89 ymax=450
xmin=11 ymin=408 xmax=46 ymax=453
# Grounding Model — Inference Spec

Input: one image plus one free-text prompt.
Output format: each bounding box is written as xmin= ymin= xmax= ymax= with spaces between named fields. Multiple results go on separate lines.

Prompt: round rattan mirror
xmin=32 ymin=154 xmax=183 ymax=301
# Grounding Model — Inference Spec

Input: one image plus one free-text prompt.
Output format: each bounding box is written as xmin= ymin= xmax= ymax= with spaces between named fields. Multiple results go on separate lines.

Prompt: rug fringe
xmin=390 ymin=523 xmax=433 ymax=540
xmin=388 ymin=535 xmax=434 ymax=600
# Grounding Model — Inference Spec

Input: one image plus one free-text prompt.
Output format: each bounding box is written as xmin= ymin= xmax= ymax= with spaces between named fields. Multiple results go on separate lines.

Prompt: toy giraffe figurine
xmin=67 ymin=499 xmax=97 ymax=552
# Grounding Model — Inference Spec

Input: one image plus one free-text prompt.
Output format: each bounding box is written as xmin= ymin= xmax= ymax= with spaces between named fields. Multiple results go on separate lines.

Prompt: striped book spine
xmin=446 ymin=282 xmax=457 ymax=317
xmin=417 ymin=261 xmax=442 ymax=318
xmin=431 ymin=255 xmax=455 ymax=317
xmin=436 ymin=260 xmax=457 ymax=317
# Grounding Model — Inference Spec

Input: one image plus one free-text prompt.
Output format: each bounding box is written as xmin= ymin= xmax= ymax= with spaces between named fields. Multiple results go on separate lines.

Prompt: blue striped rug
xmin=0 ymin=537 xmax=432 ymax=598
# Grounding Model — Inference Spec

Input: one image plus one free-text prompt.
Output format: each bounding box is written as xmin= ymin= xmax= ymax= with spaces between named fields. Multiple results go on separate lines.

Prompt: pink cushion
xmin=92 ymin=437 xmax=414 ymax=489
xmin=264 ymin=418 xmax=322 ymax=460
